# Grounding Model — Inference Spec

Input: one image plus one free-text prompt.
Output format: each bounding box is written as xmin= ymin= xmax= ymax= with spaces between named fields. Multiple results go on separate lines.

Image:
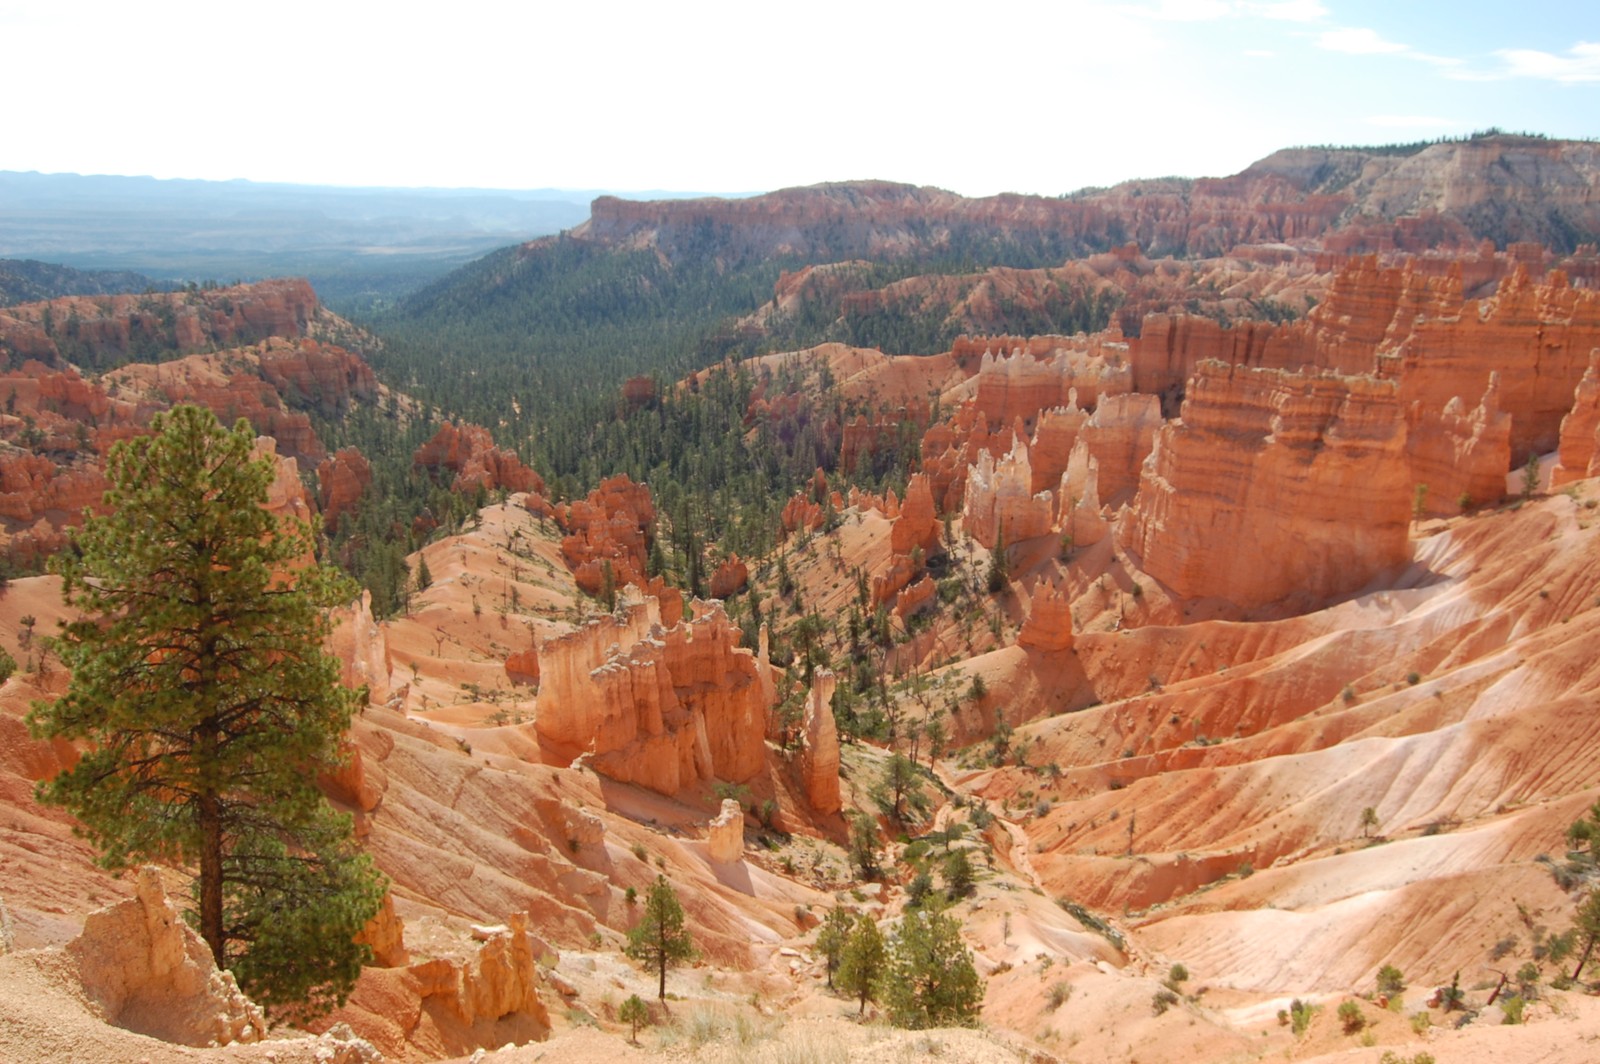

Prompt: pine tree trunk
xmin=1573 ymin=933 xmax=1596 ymax=982
xmin=658 ymin=950 xmax=667 ymax=1000
xmin=199 ymin=788 xmax=225 ymax=968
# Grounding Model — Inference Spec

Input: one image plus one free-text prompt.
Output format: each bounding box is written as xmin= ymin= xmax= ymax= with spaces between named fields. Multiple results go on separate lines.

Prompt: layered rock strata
xmin=1120 ymin=361 xmax=1411 ymax=608
xmin=533 ymin=593 xmax=770 ymax=796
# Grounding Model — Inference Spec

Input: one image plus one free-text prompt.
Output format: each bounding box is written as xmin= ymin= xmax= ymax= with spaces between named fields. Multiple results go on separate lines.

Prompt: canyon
xmin=5 ymin=135 xmax=1600 ymax=1064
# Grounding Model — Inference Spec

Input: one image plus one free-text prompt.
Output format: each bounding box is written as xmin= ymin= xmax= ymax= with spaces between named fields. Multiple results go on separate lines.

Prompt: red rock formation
xmin=963 ymin=438 xmax=1055 ymax=549
xmin=869 ymin=552 xmax=918 ymax=608
xmin=1120 ymin=362 xmax=1411 ymax=609
xmin=553 ymin=474 xmax=654 ymax=596
xmin=406 ymin=912 xmax=550 ymax=1030
xmin=355 ymin=892 xmax=409 ymax=968
xmin=893 ymin=575 xmax=937 ymax=620
xmin=1554 ymin=351 xmax=1600 ymax=485
xmin=257 ymin=338 xmax=379 ymax=418
xmin=0 ymin=279 xmax=319 ymax=370
xmin=1077 ymin=393 xmax=1163 ymax=504
xmin=1018 ymin=582 xmax=1075 ymax=652
xmin=505 ymin=645 xmax=541 ymax=687
xmin=317 ymin=447 xmax=372 ymax=533
xmin=971 ymin=341 xmax=1132 ymax=429
xmin=533 ymin=594 xmax=770 ymax=796
xmin=413 ymin=421 xmax=544 ymax=496
xmin=889 ymin=473 xmax=940 ymax=555
xmin=1028 ymin=398 xmax=1091 ymax=493
xmin=780 ymin=492 xmax=825 ymax=535
xmin=1406 ymin=375 xmax=1512 ymax=514
xmin=1133 ymin=258 xmax=1600 ymax=464
xmin=708 ymin=554 xmax=749 ymax=599
xmin=800 ymin=669 xmax=842 ymax=816
xmin=919 ymin=407 xmax=1017 ymax=514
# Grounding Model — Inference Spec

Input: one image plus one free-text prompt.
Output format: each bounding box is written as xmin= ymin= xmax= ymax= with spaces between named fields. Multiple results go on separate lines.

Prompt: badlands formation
xmin=8 ymin=170 xmax=1600 ymax=1059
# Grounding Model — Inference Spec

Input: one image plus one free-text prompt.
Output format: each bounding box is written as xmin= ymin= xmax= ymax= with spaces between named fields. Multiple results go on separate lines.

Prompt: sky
xmin=2 ymin=0 xmax=1597 ymax=198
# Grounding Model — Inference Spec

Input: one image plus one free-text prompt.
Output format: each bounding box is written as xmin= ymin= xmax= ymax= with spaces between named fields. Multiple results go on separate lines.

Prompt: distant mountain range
xmin=0 ymin=172 xmax=734 ymax=310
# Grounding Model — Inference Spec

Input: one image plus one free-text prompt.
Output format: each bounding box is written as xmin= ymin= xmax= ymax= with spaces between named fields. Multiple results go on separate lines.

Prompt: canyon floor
xmin=5 ymin=468 xmax=1600 ymax=1064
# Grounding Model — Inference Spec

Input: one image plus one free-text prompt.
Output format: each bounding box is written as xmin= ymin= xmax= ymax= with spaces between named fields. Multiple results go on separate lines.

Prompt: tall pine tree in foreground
xmin=626 ymin=874 xmax=697 ymax=999
xmin=28 ymin=405 xmax=385 ymax=1023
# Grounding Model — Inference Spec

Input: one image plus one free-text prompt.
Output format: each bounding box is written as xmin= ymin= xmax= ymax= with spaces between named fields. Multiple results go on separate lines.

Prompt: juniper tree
xmin=28 ymin=405 xmax=384 ymax=1022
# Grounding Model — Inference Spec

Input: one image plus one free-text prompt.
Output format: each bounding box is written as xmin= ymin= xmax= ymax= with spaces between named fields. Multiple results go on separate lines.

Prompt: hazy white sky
xmin=2 ymin=0 xmax=1596 ymax=197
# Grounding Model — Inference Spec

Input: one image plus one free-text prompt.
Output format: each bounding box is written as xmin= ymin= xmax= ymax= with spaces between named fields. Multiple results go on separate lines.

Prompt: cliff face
xmin=1120 ymin=362 xmax=1412 ymax=608
xmin=1555 ymin=352 xmax=1600 ymax=485
xmin=1135 ymin=257 xmax=1600 ymax=481
xmin=574 ymin=137 xmax=1600 ymax=263
xmin=0 ymin=279 xmax=319 ymax=370
xmin=532 ymin=593 xmax=769 ymax=797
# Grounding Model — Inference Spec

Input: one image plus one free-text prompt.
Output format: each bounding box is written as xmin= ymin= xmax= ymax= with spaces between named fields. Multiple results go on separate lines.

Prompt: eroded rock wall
xmin=1120 ymin=362 xmax=1411 ymax=608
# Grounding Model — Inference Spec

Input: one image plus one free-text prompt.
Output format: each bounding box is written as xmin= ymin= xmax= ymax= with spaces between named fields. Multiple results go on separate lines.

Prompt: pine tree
xmin=27 ymin=405 xmax=385 ymax=1022
xmin=618 ymin=993 xmax=650 ymax=1044
xmin=836 ymin=913 xmax=887 ymax=1016
xmin=815 ymin=905 xmax=854 ymax=989
xmin=884 ymin=909 xmax=984 ymax=1028
xmin=625 ymin=874 xmax=697 ymax=999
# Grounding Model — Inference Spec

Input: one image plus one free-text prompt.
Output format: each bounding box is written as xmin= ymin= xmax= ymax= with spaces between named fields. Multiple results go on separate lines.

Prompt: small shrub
xmin=1289 ymin=998 xmax=1316 ymax=1036
xmin=1376 ymin=963 xmax=1406 ymax=996
xmin=1151 ymin=988 xmax=1180 ymax=1015
xmin=1168 ymin=963 xmax=1189 ymax=985
xmin=1501 ymin=995 xmax=1525 ymax=1024
xmin=1047 ymin=981 xmax=1073 ymax=1010
xmin=1338 ymin=999 xmax=1365 ymax=1033
xmin=1409 ymin=1010 xmax=1431 ymax=1034
xmin=1381 ymin=1053 xmax=1436 ymax=1064
xmin=1406 ymin=671 xmax=1422 ymax=686
xmin=625 ymin=886 xmax=637 ymax=905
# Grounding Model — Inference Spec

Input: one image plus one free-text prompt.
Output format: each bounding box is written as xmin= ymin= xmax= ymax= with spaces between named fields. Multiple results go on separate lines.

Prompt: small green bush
xmin=1338 ymin=999 xmax=1365 ymax=1033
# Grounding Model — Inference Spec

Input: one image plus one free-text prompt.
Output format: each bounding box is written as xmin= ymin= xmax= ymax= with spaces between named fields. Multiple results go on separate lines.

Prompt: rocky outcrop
xmin=1018 ymin=582 xmax=1075 ymax=652
xmin=1076 ymin=392 xmax=1163 ymax=504
xmin=254 ymin=436 xmax=316 ymax=530
xmin=413 ymin=420 xmax=545 ymax=496
xmin=1028 ymin=398 xmax=1091 ymax=493
xmin=330 ymin=589 xmax=392 ymax=705
xmin=257 ymin=338 xmax=379 ymax=418
xmin=1120 ymin=362 xmax=1411 ymax=609
xmin=890 ymin=473 xmax=940 ymax=555
xmin=67 ymin=867 xmax=265 ymax=1047
xmin=800 ymin=669 xmax=842 ymax=815
xmin=707 ymin=799 xmax=745 ymax=863
xmin=1555 ymin=351 xmax=1600 ymax=485
xmin=1406 ymin=375 xmax=1512 ymax=514
xmin=971 ymin=342 xmax=1132 ymax=429
xmin=708 ymin=554 xmax=749 ymax=599
xmin=408 ymin=912 xmax=550 ymax=1030
xmin=505 ymin=645 xmax=541 ymax=686
xmin=356 ymin=891 xmax=409 ymax=968
xmin=0 ymin=279 xmax=319 ymax=370
xmin=554 ymin=474 xmax=654 ymax=597
xmin=1133 ymin=258 xmax=1600 ymax=465
xmin=534 ymin=593 xmax=770 ymax=796
xmin=317 ymin=447 xmax=372 ymax=533
xmin=963 ymin=438 xmax=1055 ymax=549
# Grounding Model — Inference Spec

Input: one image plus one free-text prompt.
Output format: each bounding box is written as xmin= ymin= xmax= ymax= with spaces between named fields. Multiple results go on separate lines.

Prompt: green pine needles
xmin=27 ymin=405 xmax=385 ymax=1024
xmin=625 ymin=875 xmax=698 ymax=999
